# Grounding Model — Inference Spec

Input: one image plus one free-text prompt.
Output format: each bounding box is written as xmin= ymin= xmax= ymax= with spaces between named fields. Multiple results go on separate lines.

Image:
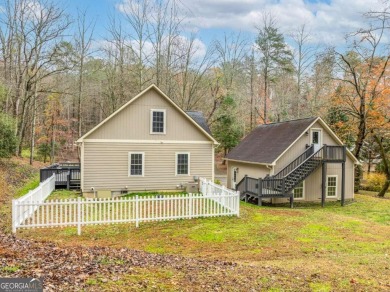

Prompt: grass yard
xmin=17 ymin=192 xmax=390 ymax=291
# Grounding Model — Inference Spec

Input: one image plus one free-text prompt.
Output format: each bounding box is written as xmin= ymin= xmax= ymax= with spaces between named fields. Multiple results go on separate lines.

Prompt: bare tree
xmin=0 ymin=0 xmax=71 ymax=157
xmin=290 ymin=24 xmax=317 ymax=118
xmin=73 ymin=9 xmax=95 ymax=138
xmin=121 ymin=0 xmax=152 ymax=91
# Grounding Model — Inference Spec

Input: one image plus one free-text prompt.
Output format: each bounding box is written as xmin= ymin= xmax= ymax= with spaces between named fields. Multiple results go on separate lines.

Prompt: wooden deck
xmin=40 ymin=163 xmax=81 ymax=190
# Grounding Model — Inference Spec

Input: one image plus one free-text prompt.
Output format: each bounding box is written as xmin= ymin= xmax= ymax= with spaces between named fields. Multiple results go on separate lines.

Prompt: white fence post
xmin=189 ymin=193 xmax=193 ymax=219
xmin=77 ymin=197 xmax=82 ymax=235
xmin=135 ymin=195 xmax=139 ymax=228
xmin=12 ymin=200 xmax=16 ymax=233
xmin=236 ymin=191 xmax=240 ymax=217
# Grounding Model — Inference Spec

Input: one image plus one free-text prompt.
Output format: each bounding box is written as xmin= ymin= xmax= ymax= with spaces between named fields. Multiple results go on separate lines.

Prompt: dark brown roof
xmin=226 ymin=117 xmax=318 ymax=164
xmin=186 ymin=111 xmax=212 ymax=135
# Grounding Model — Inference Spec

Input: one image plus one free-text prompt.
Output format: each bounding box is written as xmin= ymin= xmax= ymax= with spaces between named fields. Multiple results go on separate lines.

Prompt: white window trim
xmin=232 ymin=167 xmax=238 ymax=189
xmin=310 ymin=128 xmax=323 ymax=146
xmin=293 ymin=180 xmax=305 ymax=200
xmin=326 ymin=175 xmax=338 ymax=198
xmin=175 ymin=152 xmax=190 ymax=176
xmin=150 ymin=109 xmax=166 ymax=135
xmin=128 ymin=152 xmax=145 ymax=177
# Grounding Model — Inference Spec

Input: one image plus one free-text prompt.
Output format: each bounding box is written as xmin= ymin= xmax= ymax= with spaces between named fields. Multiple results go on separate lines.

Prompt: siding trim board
xmin=77 ymin=84 xmax=218 ymax=144
xmin=83 ymin=139 xmax=214 ymax=144
xmin=224 ymin=158 xmax=274 ymax=167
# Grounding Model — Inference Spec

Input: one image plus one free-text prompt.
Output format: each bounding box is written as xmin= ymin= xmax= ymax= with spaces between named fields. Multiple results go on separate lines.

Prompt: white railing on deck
xmin=12 ymin=192 xmax=240 ymax=235
xmin=12 ymin=174 xmax=55 ymax=231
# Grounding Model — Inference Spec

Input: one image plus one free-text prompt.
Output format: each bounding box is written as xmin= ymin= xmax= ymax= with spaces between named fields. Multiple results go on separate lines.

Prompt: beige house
xmin=77 ymin=85 xmax=218 ymax=196
xmin=225 ymin=117 xmax=359 ymax=206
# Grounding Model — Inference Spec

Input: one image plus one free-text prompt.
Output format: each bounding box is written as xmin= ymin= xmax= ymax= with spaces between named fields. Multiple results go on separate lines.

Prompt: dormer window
xmin=150 ymin=109 xmax=166 ymax=134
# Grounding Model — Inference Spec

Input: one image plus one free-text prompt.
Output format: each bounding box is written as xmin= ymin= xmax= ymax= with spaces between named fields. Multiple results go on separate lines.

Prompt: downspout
xmin=266 ymin=164 xmax=274 ymax=176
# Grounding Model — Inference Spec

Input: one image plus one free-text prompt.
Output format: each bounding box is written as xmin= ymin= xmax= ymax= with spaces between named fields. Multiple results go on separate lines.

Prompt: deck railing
xmin=273 ymin=145 xmax=314 ymax=179
xmin=40 ymin=162 xmax=81 ymax=189
xmin=324 ymin=145 xmax=346 ymax=162
xmin=236 ymin=176 xmax=286 ymax=197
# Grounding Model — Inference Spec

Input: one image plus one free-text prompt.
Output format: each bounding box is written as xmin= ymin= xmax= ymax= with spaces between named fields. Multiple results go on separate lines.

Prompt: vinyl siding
xmin=274 ymin=121 xmax=355 ymax=201
xmin=227 ymin=161 xmax=270 ymax=189
xmin=87 ymin=88 xmax=209 ymax=141
xmin=82 ymin=142 xmax=212 ymax=192
xmin=303 ymin=158 xmax=354 ymax=201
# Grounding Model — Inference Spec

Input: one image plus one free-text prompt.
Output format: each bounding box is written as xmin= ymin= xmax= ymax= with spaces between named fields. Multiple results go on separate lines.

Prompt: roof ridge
xmin=256 ymin=116 xmax=317 ymax=127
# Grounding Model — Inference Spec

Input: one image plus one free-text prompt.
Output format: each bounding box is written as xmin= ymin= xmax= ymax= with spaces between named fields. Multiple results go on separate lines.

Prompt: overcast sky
xmin=64 ymin=0 xmax=387 ymax=50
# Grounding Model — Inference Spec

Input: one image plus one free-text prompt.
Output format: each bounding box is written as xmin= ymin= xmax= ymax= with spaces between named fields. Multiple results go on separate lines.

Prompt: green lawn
xmin=18 ymin=193 xmax=390 ymax=290
xmin=13 ymin=174 xmax=40 ymax=198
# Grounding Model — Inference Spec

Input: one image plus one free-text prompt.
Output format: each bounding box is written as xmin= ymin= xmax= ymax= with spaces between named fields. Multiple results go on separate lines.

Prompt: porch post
xmin=244 ymin=175 xmax=248 ymax=202
xmin=258 ymin=178 xmax=262 ymax=206
xmin=341 ymin=162 xmax=345 ymax=206
xmin=321 ymin=162 xmax=327 ymax=207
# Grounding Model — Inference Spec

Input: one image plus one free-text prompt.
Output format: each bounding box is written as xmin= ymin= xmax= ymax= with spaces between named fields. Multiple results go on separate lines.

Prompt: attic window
xmin=151 ymin=109 xmax=166 ymax=134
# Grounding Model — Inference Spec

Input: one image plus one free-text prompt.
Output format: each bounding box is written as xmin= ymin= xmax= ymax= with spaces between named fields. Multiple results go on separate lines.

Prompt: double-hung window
xmin=129 ymin=152 xmax=144 ymax=176
xmin=293 ymin=181 xmax=305 ymax=199
xmin=176 ymin=153 xmax=189 ymax=175
xmin=150 ymin=109 xmax=166 ymax=134
xmin=326 ymin=175 xmax=337 ymax=197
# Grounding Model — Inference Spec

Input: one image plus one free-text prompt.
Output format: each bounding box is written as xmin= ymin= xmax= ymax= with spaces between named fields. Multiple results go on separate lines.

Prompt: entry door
xmin=311 ymin=129 xmax=322 ymax=152
xmin=231 ymin=168 xmax=238 ymax=189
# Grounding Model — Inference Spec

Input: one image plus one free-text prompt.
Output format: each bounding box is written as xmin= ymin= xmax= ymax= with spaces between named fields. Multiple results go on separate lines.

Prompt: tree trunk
xmin=263 ymin=71 xmax=268 ymax=124
xmin=374 ymin=134 xmax=390 ymax=197
xmin=29 ymin=85 xmax=38 ymax=165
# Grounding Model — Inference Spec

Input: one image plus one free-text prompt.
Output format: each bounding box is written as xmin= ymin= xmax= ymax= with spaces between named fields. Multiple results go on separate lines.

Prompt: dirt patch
xmin=0 ymin=232 xmax=306 ymax=291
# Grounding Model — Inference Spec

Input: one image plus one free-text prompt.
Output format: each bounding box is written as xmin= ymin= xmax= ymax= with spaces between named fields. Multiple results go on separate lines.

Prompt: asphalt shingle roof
xmin=186 ymin=111 xmax=212 ymax=135
xmin=226 ymin=117 xmax=318 ymax=164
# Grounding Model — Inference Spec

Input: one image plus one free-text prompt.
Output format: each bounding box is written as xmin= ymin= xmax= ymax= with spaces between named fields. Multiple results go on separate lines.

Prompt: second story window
xmin=151 ymin=109 xmax=166 ymax=134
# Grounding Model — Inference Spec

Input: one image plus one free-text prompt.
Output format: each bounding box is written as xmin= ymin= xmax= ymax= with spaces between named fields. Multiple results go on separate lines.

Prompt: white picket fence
xmin=12 ymin=174 xmax=55 ymax=231
xmin=12 ymin=178 xmax=240 ymax=235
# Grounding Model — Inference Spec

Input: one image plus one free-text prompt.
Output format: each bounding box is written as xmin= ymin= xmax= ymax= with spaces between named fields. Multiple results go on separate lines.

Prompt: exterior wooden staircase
xmin=236 ymin=145 xmax=347 ymax=208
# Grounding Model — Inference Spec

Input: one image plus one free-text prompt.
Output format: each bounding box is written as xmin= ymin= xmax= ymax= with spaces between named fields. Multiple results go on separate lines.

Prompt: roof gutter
xmin=224 ymin=158 xmax=275 ymax=167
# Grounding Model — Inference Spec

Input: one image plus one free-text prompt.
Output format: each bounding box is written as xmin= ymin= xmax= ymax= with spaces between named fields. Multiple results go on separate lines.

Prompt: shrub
xmin=214 ymin=179 xmax=221 ymax=185
xmin=363 ymin=173 xmax=387 ymax=192
xmin=0 ymin=114 xmax=17 ymax=158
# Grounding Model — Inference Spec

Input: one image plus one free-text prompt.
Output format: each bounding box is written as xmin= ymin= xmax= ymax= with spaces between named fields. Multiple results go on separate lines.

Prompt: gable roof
xmin=226 ymin=117 xmax=317 ymax=165
xmin=185 ymin=111 xmax=212 ymax=135
xmin=77 ymin=85 xmax=218 ymax=144
xmin=225 ymin=117 xmax=359 ymax=165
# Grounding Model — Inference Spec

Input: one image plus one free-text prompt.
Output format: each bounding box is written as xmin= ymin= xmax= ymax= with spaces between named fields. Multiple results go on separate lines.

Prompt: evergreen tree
xmin=213 ymin=96 xmax=243 ymax=159
xmin=256 ymin=13 xmax=293 ymax=123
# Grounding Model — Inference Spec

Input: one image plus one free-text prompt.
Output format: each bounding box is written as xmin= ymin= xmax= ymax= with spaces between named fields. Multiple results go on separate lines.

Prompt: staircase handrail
xmin=282 ymin=145 xmax=324 ymax=179
xmin=271 ymin=145 xmax=315 ymax=180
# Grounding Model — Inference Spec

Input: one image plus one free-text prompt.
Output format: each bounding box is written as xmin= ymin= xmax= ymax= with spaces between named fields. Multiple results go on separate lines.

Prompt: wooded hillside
xmin=0 ymin=0 xmax=389 ymax=194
